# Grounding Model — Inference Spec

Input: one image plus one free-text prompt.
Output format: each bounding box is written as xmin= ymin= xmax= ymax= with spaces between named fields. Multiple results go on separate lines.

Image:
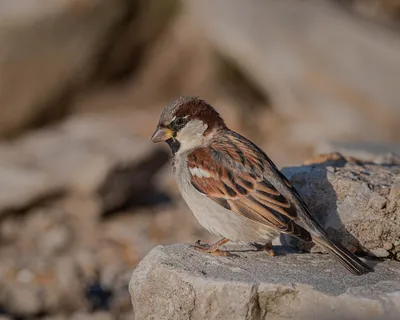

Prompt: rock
xmin=383 ymin=242 xmax=394 ymax=251
xmin=70 ymin=312 xmax=113 ymax=320
xmin=43 ymin=312 xmax=115 ymax=320
xmin=0 ymin=0 xmax=178 ymax=138
xmin=184 ymin=0 xmax=400 ymax=149
xmin=0 ymin=111 xmax=172 ymax=317
xmin=370 ymin=248 xmax=390 ymax=258
xmin=129 ymin=244 xmax=400 ymax=320
xmin=0 ymin=112 xmax=169 ymax=215
xmin=368 ymin=195 xmax=387 ymax=210
xmin=0 ymin=0 xmax=129 ymax=137
xmin=281 ymin=157 xmax=400 ymax=259
xmin=316 ymin=141 xmax=400 ymax=164
xmin=374 ymin=248 xmax=392 ymax=258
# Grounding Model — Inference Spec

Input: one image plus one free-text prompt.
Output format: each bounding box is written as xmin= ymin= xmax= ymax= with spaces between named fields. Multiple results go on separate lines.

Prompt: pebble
xmin=367 ymin=195 xmax=387 ymax=210
xmin=383 ymin=242 xmax=393 ymax=251
xmin=370 ymin=248 xmax=390 ymax=258
xmin=325 ymin=166 xmax=335 ymax=173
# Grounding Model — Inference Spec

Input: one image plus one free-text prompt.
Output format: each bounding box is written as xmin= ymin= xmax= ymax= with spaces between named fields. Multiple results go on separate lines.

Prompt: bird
xmin=150 ymin=96 xmax=372 ymax=275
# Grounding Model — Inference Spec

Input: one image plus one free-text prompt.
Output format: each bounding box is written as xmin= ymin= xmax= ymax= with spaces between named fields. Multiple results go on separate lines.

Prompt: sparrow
xmin=151 ymin=96 xmax=372 ymax=275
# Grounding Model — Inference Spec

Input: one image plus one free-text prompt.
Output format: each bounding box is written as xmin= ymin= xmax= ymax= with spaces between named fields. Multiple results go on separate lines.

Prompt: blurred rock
xmin=0 ymin=111 xmax=173 ymax=317
xmin=0 ymin=110 xmax=202 ymax=318
xmin=0 ymin=112 xmax=169 ymax=215
xmin=316 ymin=141 xmax=400 ymax=164
xmin=185 ymin=0 xmax=400 ymax=152
xmin=282 ymin=154 xmax=400 ymax=258
xmin=347 ymin=0 xmax=400 ymax=22
xmin=0 ymin=0 xmax=177 ymax=138
xmin=70 ymin=312 xmax=113 ymax=320
xmin=0 ymin=0 xmax=125 ymax=136
xmin=130 ymin=244 xmax=400 ymax=320
xmin=0 ymin=198 xmax=96 ymax=316
xmin=43 ymin=312 xmax=115 ymax=320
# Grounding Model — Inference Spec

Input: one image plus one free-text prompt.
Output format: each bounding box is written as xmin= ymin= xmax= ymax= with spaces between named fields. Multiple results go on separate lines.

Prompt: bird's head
xmin=151 ymin=97 xmax=226 ymax=154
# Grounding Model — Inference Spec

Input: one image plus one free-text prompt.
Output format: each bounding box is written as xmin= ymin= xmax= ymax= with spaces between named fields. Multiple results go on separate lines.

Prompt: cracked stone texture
xmin=129 ymin=244 xmax=400 ymax=320
xmin=281 ymin=155 xmax=400 ymax=259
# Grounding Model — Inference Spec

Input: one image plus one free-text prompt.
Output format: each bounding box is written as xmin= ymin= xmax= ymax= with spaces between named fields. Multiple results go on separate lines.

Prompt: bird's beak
xmin=150 ymin=126 xmax=173 ymax=143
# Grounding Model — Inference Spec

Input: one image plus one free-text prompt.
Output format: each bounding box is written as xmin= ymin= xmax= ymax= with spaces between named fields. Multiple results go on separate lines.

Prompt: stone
xmin=43 ymin=313 xmax=115 ymax=320
xmin=129 ymin=244 xmax=400 ymax=320
xmin=369 ymin=248 xmax=390 ymax=258
xmin=316 ymin=141 xmax=400 ymax=164
xmin=281 ymin=157 xmax=400 ymax=259
xmin=184 ymin=0 xmax=400 ymax=150
xmin=0 ymin=111 xmax=172 ymax=318
xmin=70 ymin=312 xmax=113 ymax=320
xmin=0 ymin=112 xmax=169 ymax=215
xmin=383 ymin=242 xmax=394 ymax=251
xmin=0 ymin=0 xmax=128 ymax=137
xmin=368 ymin=195 xmax=387 ymax=210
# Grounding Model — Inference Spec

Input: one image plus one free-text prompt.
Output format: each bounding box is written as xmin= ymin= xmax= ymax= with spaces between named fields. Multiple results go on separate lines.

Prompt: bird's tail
xmin=313 ymin=236 xmax=372 ymax=275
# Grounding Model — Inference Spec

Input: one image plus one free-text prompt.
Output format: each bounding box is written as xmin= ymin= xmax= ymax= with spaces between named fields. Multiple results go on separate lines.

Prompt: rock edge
xmin=130 ymin=244 xmax=400 ymax=320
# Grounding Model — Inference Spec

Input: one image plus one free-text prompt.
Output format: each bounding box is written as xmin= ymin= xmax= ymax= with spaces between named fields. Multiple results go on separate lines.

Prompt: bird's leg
xmin=193 ymin=238 xmax=230 ymax=256
xmin=252 ymin=241 xmax=275 ymax=256
xmin=263 ymin=241 xmax=275 ymax=257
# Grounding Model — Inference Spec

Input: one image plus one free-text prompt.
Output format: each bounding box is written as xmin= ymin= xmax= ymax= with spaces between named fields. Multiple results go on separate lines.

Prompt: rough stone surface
xmin=130 ymin=244 xmax=400 ymax=320
xmin=281 ymin=156 xmax=400 ymax=259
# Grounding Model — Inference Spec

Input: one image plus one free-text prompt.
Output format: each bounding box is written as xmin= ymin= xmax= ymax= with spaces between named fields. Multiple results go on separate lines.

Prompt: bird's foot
xmin=264 ymin=242 xmax=276 ymax=257
xmin=192 ymin=238 xmax=232 ymax=257
xmin=252 ymin=242 xmax=276 ymax=256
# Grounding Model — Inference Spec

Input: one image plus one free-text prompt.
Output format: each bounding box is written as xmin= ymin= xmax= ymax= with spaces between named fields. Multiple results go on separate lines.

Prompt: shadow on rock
xmin=100 ymin=147 xmax=172 ymax=216
xmin=281 ymin=155 xmax=364 ymax=255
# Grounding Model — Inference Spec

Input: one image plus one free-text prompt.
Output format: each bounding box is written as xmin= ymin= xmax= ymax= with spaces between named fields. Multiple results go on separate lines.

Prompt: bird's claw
xmin=191 ymin=240 xmax=235 ymax=257
xmin=194 ymin=240 xmax=211 ymax=250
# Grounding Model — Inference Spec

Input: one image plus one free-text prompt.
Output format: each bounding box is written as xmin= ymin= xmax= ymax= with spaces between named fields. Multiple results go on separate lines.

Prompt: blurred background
xmin=0 ymin=0 xmax=399 ymax=319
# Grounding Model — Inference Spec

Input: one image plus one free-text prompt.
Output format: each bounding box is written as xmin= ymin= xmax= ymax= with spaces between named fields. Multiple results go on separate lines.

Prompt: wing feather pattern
xmin=186 ymin=132 xmax=312 ymax=242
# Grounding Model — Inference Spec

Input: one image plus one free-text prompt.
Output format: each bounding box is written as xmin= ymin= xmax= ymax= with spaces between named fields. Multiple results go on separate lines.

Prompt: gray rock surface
xmin=281 ymin=156 xmax=400 ymax=259
xmin=130 ymin=244 xmax=400 ymax=320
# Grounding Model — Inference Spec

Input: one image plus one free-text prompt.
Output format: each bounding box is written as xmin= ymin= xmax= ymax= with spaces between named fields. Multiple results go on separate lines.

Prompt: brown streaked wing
xmin=186 ymin=141 xmax=311 ymax=242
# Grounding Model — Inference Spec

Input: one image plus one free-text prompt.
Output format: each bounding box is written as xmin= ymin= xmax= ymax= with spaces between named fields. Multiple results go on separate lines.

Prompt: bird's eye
xmin=174 ymin=117 xmax=186 ymax=127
